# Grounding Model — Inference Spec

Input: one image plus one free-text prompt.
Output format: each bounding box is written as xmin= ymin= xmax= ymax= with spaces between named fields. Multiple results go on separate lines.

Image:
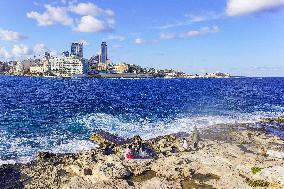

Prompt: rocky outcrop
xmin=89 ymin=130 xmax=130 ymax=147
xmin=151 ymin=156 xmax=194 ymax=180
xmin=138 ymin=177 xmax=182 ymax=189
xmin=0 ymin=124 xmax=283 ymax=189
xmin=62 ymin=177 xmax=133 ymax=189
xmin=122 ymin=159 xmax=154 ymax=175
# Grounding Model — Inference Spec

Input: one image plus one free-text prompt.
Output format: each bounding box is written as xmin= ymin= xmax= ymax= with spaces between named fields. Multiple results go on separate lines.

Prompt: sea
xmin=0 ymin=75 xmax=283 ymax=164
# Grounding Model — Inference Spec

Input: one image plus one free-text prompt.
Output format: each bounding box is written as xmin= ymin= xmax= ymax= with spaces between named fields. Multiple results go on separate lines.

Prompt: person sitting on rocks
xmin=123 ymin=145 xmax=135 ymax=159
xmin=133 ymin=141 xmax=142 ymax=157
xmin=139 ymin=146 xmax=148 ymax=159
xmin=182 ymin=138 xmax=189 ymax=151
xmin=192 ymin=126 xmax=200 ymax=150
xmin=104 ymin=144 xmax=116 ymax=155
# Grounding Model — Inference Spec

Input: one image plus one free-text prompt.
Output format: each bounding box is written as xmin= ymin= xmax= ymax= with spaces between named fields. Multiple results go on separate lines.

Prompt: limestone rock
xmin=151 ymin=155 xmax=193 ymax=180
xmin=92 ymin=156 xmax=131 ymax=180
xmin=122 ymin=159 xmax=154 ymax=175
xmin=90 ymin=130 xmax=129 ymax=147
xmin=139 ymin=177 xmax=182 ymax=189
xmin=267 ymin=150 xmax=284 ymax=159
xmin=63 ymin=177 xmax=134 ymax=189
xmin=62 ymin=176 xmax=94 ymax=189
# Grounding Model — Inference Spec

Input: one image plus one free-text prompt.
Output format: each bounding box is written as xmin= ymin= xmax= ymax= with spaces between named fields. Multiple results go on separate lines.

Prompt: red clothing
xmin=126 ymin=154 xmax=134 ymax=159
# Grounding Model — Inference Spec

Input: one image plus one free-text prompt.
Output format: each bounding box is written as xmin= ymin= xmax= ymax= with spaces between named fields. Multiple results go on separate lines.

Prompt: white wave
xmin=0 ymin=136 xmax=99 ymax=165
xmin=0 ymin=156 xmax=34 ymax=165
xmin=51 ymin=139 xmax=99 ymax=154
xmin=78 ymin=111 xmax=284 ymax=140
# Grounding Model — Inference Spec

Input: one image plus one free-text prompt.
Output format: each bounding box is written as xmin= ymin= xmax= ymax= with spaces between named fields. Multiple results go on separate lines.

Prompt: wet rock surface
xmin=0 ymin=124 xmax=283 ymax=189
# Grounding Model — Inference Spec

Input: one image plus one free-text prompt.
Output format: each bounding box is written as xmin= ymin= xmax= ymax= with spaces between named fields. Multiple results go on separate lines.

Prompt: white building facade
xmin=49 ymin=56 xmax=87 ymax=77
xmin=29 ymin=56 xmax=87 ymax=77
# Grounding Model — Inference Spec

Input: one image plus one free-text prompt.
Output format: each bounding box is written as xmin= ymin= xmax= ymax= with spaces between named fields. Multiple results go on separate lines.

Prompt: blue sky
xmin=0 ymin=0 xmax=284 ymax=76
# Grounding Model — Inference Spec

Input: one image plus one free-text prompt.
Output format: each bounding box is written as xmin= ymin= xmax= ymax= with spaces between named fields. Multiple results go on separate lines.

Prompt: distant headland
xmin=0 ymin=42 xmax=231 ymax=79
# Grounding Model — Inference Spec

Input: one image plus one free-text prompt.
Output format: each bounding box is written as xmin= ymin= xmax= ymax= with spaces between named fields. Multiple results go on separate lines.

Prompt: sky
xmin=0 ymin=0 xmax=284 ymax=76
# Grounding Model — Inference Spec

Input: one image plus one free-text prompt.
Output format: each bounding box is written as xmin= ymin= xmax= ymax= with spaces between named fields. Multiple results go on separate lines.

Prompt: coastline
xmin=0 ymin=73 xmax=232 ymax=79
xmin=0 ymin=122 xmax=283 ymax=189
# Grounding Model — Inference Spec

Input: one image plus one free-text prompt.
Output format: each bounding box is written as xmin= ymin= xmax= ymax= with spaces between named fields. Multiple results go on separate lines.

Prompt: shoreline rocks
xmin=0 ymin=124 xmax=283 ymax=189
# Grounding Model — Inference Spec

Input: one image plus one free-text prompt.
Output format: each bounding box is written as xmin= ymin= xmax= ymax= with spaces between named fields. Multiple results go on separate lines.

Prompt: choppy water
xmin=0 ymin=75 xmax=283 ymax=164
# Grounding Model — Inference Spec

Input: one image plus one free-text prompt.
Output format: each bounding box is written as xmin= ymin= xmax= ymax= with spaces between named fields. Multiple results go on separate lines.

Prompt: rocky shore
xmin=0 ymin=123 xmax=283 ymax=189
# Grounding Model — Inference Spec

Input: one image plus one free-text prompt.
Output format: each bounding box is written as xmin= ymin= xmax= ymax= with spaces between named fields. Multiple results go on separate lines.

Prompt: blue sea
xmin=0 ymin=75 xmax=283 ymax=164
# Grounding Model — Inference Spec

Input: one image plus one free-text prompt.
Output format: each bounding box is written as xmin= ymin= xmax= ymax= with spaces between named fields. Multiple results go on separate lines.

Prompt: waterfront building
xmin=71 ymin=43 xmax=83 ymax=58
xmin=99 ymin=42 xmax=107 ymax=64
xmin=15 ymin=62 xmax=24 ymax=75
xmin=128 ymin=64 xmax=143 ymax=74
xmin=88 ymin=55 xmax=100 ymax=75
xmin=97 ymin=59 xmax=112 ymax=71
xmin=23 ymin=59 xmax=37 ymax=73
xmin=62 ymin=51 xmax=70 ymax=57
xmin=30 ymin=58 xmax=50 ymax=75
xmin=87 ymin=42 xmax=112 ymax=73
xmin=30 ymin=64 xmax=44 ymax=74
xmin=49 ymin=56 xmax=87 ymax=77
xmin=204 ymin=72 xmax=231 ymax=78
xmin=44 ymin=52 xmax=51 ymax=59
xmin=0 ymin=61 xmax=10 ymax=73
xmin=7 ymin=61 xmax=17 ymax=74
xmin=113 ymin=63 xmax=129 ymax=73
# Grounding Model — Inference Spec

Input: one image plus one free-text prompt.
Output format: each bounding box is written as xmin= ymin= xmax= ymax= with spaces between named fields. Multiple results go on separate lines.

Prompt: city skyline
xmin=0 ymin=0 xmax=284 ymax=76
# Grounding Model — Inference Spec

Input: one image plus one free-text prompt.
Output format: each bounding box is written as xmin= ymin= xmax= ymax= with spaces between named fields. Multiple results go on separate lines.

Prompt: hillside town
xmin=0 ymin=42 xmax=231 ymax=78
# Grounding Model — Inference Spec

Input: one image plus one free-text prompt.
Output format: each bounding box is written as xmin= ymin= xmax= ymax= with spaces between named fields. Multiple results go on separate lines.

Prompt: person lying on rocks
xmin=139 ymin=146 xmax=148 ymax=158
xmin=192 ymin=126 xmax=200 ymax=150
xmin=123 ymin=143 xmax=156 ymax=159
xmin=123 ymin=145 xmax=135 ymax=159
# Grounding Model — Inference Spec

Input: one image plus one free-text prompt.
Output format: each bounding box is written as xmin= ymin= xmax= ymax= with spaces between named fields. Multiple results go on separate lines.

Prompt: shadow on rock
xmin=0 ymin=166 xmax=24 ymax=189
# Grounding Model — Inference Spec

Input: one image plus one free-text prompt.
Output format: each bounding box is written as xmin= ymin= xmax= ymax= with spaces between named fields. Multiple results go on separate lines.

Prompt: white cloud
xmin=0 ymin=46 xmax=11 ymax=59
xmin=155 ymin=12 xmax=223 ymax=30
xmin=227 ymin=0 xmax=284 ymax=16
xmin=134 ymin=38 xmax=159 ymax=45
xmin=0 ymin=29 xmax=27 ymax=41
xmin=27 ymin=3 xmax=115 ymax=33
xmin=0 ymin=43 xmax=53 ymax=60
xmin=160 ymin=32 xmax=177 ymax=40
xmin=12 ymin=44 xmax=31 ymax=58
xmin=183 ymin=26 xmax=220 ymax=37
xmin=159 ymin=26 xmax=220 ymax=41
xmin=27 ymin=4 xmax=74 ymax=26
xmin=33 ymin=43 xmax=50 ymax=55
xmin=75 ymin=15 xmax=113 ymax=32
xmin=0 ymin=44 xmax=32 ymax=60
xmin=134 ymin=38 xmax=146 ymax=45
xmin=104 ymin=35 xmax=125 ymax=42
xmin=70 ymin=2 xmax=114 ymax=17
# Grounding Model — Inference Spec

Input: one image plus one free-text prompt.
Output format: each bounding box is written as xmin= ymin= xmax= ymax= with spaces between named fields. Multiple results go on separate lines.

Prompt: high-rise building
xmin=71 ymin=43 xmax=83 ymax=58
xmin=99 ymin=42 xmax=107 ymax=64
xmin=44 ymin=52 xmax=51 ymax=59
xmin=62 ymin=51 xmax=70 ymax=57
